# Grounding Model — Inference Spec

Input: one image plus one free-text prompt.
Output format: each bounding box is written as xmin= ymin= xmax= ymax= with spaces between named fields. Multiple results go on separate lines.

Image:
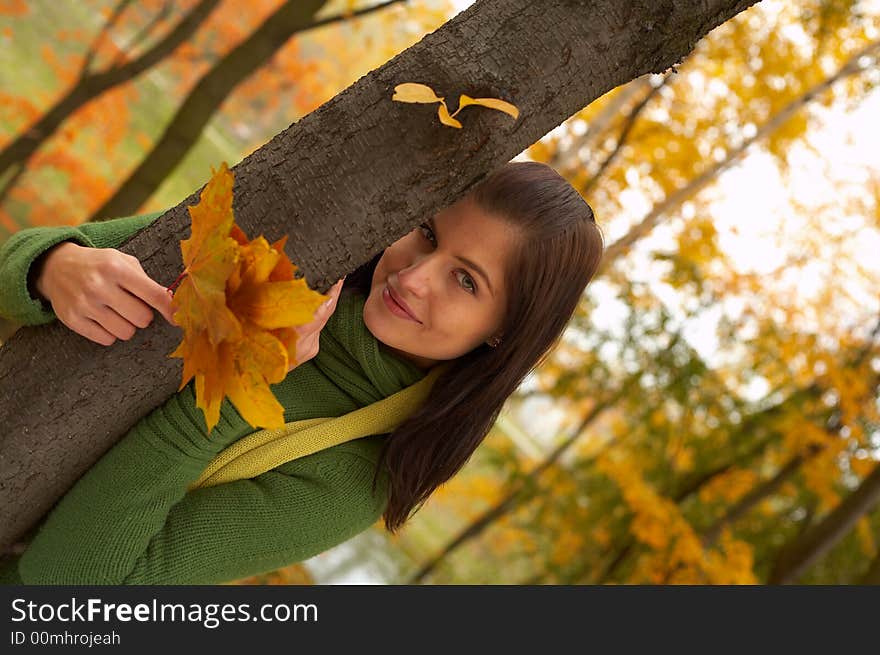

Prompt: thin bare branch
xmin=110 ymin=1 xmax=175 ymax=70
xmin=80 ymin=0 xmax=136 ymax=78
xmin=582 ymin=73 xmax=673 ymax=195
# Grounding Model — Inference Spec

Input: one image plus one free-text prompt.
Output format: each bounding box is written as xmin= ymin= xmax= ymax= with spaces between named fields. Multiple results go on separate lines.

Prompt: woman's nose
xmin=398 ymin=256 xmax=436 ymax=293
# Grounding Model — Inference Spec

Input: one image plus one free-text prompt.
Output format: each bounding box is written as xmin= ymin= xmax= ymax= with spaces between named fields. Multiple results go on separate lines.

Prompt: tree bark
xmin=89 ymin=0 xmax=407 ymax=222
xmin=0 ymin=0 xmax=761 ymax=551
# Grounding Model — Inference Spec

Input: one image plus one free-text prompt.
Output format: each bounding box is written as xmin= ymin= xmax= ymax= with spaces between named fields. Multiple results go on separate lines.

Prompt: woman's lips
xmin=383 ymin=285 xmax=420 ymax=323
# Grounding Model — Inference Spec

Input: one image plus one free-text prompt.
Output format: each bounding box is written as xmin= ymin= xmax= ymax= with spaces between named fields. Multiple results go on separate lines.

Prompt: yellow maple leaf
xmin=171 ymin=162 xmax=241 ymax=349
xmin=169 ymin=163 xmax=329 ymax=433
xmin=392 ymin=82 xmax=444 ymax=104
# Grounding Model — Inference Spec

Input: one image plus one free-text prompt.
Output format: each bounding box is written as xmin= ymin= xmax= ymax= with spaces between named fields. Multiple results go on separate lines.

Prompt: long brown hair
xmin=342 ymin=161 xmax=604 ymax=533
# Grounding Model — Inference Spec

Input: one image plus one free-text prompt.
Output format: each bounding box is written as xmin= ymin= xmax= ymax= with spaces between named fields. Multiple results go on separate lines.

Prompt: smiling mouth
xmin=383 ymin=285 xmax=420 ymax=323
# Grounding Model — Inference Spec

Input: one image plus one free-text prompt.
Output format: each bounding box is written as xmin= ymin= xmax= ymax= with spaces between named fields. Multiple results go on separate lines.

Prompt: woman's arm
xmin=14 ymin=372 xmax=389 ymax=584
xmin=123 ymin=440 xmax=389 ymax=585
xmin=0 ymin=210 xmax=164 ymax=325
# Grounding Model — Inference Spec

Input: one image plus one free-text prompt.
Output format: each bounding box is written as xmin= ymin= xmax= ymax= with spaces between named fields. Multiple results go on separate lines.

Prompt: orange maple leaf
xmin=169 ymin=162 xmax=329 ymax=433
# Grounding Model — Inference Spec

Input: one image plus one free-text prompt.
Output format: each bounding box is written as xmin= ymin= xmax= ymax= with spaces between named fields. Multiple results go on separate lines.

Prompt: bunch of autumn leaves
xmin=168 ymin=162 xmax=328 ymax=434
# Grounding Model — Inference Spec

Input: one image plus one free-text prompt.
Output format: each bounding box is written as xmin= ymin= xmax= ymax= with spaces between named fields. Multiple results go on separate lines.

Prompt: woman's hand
xmin=288 ymin=276 xmax=346 ymax=371
xmin=35 ymin=241 xmax=176 ymax=346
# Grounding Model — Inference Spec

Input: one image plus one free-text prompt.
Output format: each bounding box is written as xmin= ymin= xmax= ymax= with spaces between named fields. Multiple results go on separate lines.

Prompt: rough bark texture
xmin=0 ymin=0 xmax=761 ymax=550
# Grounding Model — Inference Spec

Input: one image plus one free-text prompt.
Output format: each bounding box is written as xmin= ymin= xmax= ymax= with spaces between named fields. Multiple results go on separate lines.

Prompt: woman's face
xmin=363 ymin=196 xmax=519 ymax=370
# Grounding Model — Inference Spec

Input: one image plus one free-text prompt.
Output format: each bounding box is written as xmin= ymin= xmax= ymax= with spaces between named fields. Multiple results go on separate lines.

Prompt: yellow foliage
xmin=703 ymin=529 xmax=758 ymax=584
xmin=698 ymin=468 xmax=759 ymax=505
xmin=600 ymin=450 xmax=757 ymax=584
xmin=849 ymin=456 xmax=877 ymax=479
xmin=592 ymin=524 xmax=612 ymax=549
xmin=549 ymin=530 xmax=586 ymax=567
xmin=856 ymin=516 xmax=877 ymax=558
xmin=802 ymin=450 xmax=843 ymax=513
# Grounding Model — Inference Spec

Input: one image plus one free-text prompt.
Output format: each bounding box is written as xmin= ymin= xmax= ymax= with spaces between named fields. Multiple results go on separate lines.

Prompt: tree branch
xmin=0 ymin=0 xmax=221 ymax=182
xmin=581 ymin=72 xmax=673 ymax=195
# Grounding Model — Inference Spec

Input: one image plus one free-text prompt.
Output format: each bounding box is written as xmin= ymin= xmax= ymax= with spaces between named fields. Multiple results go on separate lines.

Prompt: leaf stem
xmin=166 ymin=269 xmax=188 ymax=294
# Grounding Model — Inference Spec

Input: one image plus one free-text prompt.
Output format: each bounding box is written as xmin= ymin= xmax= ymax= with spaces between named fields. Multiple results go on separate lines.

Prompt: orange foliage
xmin=168 ymin=162 xmax=328 ymax=433
xmin=0 ymin=92 xmax=42 ymax=134
xmin=40 ymin=44 xmax=83 ymax=88
xmin=22 ymin=147 xmax=114 ymax=218
xmin=72 ymin=82 xmax=138 ymax=152
xmin=0 ymin=0 xmax=28 ymax=16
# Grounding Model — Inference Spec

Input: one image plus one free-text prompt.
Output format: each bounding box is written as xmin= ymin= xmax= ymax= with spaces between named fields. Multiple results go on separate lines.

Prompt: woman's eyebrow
xmin=429 ymin=217 xmax=495 ymax=297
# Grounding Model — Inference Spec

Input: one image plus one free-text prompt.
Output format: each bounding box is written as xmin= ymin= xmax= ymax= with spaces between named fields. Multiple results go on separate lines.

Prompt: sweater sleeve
xmin=8 ymin=375 xmax=390 ymax=585
xmin=0 ymin=210 xmax=165 ymax=325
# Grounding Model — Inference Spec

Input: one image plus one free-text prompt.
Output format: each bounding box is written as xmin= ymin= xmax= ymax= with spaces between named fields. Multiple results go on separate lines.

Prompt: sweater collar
xmin=310 ymin=290 xmax=429 ymax=405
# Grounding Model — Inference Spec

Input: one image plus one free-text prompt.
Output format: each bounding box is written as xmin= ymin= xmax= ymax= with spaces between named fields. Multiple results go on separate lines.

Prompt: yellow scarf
xmin=188 ymin=362 xmax=448 ymax=490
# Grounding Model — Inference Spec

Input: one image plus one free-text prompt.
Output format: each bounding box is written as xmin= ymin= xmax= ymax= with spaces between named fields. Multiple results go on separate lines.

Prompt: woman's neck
xmin=378 ymin=341 xmax=438 ymax=371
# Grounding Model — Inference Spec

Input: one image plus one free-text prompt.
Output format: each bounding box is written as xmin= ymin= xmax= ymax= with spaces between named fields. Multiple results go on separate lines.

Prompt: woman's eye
xmin=456 ymin=271 xmax=476 ymax=294
xmin=418 ymin=223 xmax=436 ymax=246
xmin=419 ymin=223 xmax=477 ymax=295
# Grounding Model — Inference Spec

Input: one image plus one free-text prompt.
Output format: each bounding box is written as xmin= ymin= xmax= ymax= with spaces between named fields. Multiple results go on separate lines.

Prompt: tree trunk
xmin=0 ymin=0 xmax=761 ymax=551
xmin=89 ymin=0 xmax=407 ymax=222
xmin=768 ymin=462 xmax=880 ymax=584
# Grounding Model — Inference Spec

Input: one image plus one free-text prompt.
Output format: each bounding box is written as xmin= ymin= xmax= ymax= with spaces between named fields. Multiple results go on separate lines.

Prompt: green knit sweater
xmin=0 ymin=210 xmax=427 ymax=585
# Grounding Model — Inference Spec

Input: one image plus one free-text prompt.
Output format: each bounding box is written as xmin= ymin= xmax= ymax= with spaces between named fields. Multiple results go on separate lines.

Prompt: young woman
xmin=0 ymin=161 xmax=603 ymax=584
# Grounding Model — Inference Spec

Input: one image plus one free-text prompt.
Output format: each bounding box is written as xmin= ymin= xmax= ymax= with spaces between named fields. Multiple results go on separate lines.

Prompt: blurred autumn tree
xmin=389 ymin=0 xmax=880 ymax=585
xmin=2 ymin=0 xmax=878 ymax=585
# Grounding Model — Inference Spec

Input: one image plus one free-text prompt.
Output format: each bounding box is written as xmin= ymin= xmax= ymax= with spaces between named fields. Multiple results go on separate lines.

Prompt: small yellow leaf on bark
xmin=392 ymin=82 xmax=444 ymax=104
xmin=437 ymin=102 xmax=462 ymax=128
xmin=457 ymin=94 xmax=519 ymax=119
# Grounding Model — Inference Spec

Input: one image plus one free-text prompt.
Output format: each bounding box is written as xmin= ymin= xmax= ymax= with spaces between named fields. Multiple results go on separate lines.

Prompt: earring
xmin=488 ymin=336 xmax=502 ymax=348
